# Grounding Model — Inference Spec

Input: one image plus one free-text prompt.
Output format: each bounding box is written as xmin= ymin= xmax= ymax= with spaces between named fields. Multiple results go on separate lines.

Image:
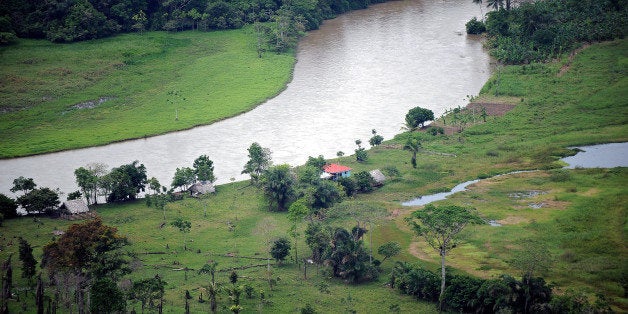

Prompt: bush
xmin=382 ymin=166 xmax=400 ymax=178
xmin=429 ymin=127 xmax=444 ymax=136
xmin=549 ymin=169 xmax=571 ymax=182
xmin=354 ymin=171 xmax=375 ymax=193
xmin=337 ymin=177 xmax=357 ymax=197
xmin=465 ymin=17 xmax=486 ymax=34
xmin=355 ymin=147 xmax=368 ymax=162
xmin=369 ymin=134 xmax=384 ymax=146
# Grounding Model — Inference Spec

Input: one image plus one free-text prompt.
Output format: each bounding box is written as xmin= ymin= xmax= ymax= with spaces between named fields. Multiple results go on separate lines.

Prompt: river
xmin=0 ymin=0 xmax=491 ymax=198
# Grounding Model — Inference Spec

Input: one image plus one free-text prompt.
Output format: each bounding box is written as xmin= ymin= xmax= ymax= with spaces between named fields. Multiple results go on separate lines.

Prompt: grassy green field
xmin=0 ymin=39 xmax=626 ymax=313
xmin=0 ymin=28 xmax=295 ymax=158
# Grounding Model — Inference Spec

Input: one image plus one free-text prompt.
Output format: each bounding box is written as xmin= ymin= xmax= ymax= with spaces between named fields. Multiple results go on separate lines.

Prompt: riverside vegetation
xmin=0 ymin=37 xmax=626 ymax=312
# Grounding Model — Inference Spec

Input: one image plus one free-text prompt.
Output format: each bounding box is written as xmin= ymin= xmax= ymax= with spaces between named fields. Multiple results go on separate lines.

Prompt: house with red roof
xmin=322 ymin=163 xmax=352 ymax=180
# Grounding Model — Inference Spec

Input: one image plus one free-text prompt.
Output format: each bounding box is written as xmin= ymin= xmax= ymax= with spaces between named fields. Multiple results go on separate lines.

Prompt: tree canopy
xmin=407 ymin=204 xmax=484 ymax=310
xmin=105 ymin=160 xmax=147 ymax=202
xmin=193 ymin=155 xmax=216 ymax=183
xmin=0 ymin=0 xmax=393 ymax=45
xmin=270 ymin=237 xmax=291 ymax=263
xmin=242 ymin=142 xmax=272 ymax=183
xmin=0 ymin=194 xmax=18 ymax=219
xmin=260 ymin=164 xmax=296 ymax=211
xmin=16 ymin=187 xmax=59 ymax=215
xmin=405 ymin=106 xmax=434 ymax=129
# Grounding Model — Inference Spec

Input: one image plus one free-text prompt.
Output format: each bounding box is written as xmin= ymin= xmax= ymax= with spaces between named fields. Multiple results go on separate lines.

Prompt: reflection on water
xmin=0 ymin=0 xmax=491 ymax=197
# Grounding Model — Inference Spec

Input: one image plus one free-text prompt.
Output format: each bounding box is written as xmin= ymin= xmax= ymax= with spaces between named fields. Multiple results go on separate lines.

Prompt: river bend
xmin=0 ymin=0 xmax=491 ymax=197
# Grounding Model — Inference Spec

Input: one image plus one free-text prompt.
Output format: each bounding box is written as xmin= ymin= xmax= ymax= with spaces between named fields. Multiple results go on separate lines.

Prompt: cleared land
xmin=0 ymin=39 xmax=626 ymax=312
xmin=0 ymin=28 xmax=295 ymax=158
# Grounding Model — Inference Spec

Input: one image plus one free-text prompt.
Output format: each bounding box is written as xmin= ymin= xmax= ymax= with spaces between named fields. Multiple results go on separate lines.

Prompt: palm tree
xmin=486 ymin=0 xmax=501 ymax=10
xmin=199 ymin=262 xmax=219 ymax=313
xmin=403 ymin=137 xmax=422 ymax=169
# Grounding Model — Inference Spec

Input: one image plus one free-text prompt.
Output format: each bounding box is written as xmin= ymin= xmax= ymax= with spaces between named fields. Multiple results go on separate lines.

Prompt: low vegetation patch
xmin=0 ymin=29 xmax=295 ymax=158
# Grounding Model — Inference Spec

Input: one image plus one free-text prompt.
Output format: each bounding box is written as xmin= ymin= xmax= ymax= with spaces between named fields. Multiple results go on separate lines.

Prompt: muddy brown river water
xmin=0 ymin=0 xmax=492 ymax=198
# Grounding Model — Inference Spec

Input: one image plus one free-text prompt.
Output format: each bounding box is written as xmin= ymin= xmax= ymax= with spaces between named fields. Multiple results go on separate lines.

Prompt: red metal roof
xmin=323 ymin=163 xmax=352 ymax=174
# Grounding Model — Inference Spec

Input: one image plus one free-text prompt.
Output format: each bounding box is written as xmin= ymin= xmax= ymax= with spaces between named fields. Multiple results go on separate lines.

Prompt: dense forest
xmin=467 ymin=0 xmax=627 ymax=64
xmin=0 ymin=0 xmax=389 ymax=44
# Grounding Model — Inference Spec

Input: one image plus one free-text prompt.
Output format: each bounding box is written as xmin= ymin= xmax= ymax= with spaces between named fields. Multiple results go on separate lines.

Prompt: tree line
xmin=0 ymin=0 xmax=390 ymax=46
xmin=0 ymin=105 xmax=436 ymax=222
xmin=466 ymin=0 xmax=627 ymax=64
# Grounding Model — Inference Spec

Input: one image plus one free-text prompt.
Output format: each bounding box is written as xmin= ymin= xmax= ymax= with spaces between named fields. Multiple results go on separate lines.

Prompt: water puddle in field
xmin=561 ymin=142 xmax=628 ymax=169
xmin=402 ymin=142 xmax=627 ymax=208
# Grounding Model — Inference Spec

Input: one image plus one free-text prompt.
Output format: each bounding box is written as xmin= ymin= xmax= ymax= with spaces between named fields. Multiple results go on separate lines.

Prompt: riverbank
xmin=0 ymin=38 xmax=626 ymax=312
xmin=0 ymin=28 xmax=296 ymax=158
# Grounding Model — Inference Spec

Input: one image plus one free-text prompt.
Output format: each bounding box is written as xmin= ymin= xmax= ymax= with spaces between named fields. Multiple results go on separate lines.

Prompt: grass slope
xmin=0 ymin=40 xmax=626 ymax=312
xmin=0 ymin=28 xmax=294 ymax=158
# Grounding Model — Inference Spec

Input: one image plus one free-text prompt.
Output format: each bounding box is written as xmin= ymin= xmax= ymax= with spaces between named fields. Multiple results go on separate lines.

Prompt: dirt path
xmin=558 ymin=44 xmax=591 ymax=77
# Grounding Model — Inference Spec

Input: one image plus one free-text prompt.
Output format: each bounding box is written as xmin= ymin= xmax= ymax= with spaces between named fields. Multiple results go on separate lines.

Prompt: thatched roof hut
xmin=189 ymin=181 xmax=215 ymax=196
xmin=61 ymin=199 xmax=90 ymax=215
xmin=369 ymin=169 xmax=386 ymax=187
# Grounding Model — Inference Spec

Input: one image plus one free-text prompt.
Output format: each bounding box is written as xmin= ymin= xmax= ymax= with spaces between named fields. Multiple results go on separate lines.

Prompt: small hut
xmin=369 ymin=169 xmax=386 ymax=187
xmin=189 ymin=181 xmax=215 ymax=197
xmin=60 ymin=199 xmax=90 ymax=215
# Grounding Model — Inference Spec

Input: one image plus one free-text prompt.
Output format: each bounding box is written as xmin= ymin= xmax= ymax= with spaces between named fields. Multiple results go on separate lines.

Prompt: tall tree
xmin=106 ymin=160 xmax=147 ymax=202
xmin=129 ymin=275 xmax=166 ymax=313
xmin=377 ymin=241 xmax=401 ymax=263
xmin=148 ymin=177 xmax=161 ymax=195
xmin=74 ymin=166 xmax=99 ymax=205
xmin=242 ymin=142 xmax=272 ymax=183
xmin=323 ymin=227 xmax=378 ymax=283
xmin=354 ymin=139 xmax=368 ymax=162
xmin=403 ymin=135 xmax=422 ymax=169
xmin=90 ymin=278 xmax=126 ymax=314
xmin=1 ymin=255 xmax=12 ymax=314
xmin=405 ymin=106 xmax=434 ymax=129
xmin=171 ymin=217 xmax=191 ymax=251
xmin=270 ymin=237 xmax=291 ymax=264
xmin=0 ymin=194 xmax=18 ymax=220
xmin=305 ymin=221 xmax=333 ymax=263
xmin=10 ymin=176 xmax=36 ymax=196
xmin=42 ymin=218 xmax=130 ymax=313
xmin=287 ymin=198 xmax=309 ymax=266
xmin=199 ymin=261 xmax=218 ymax=286
xmin=18 ymin=237 xmax=37 ymax=281
xmin=406 ymin=204 xmax=484 ymax=311
xmin=16 ymin=187 xmax=59 ymax=215
xmin=193 ymin=155 xmax=216 ymax=183
xmin=260 ymin=164 xmax=296 ymax=211
xmin=171 ymin=167 xmax=196 ymax=191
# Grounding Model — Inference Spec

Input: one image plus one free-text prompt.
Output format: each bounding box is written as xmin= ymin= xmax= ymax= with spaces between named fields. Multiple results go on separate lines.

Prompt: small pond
xmin=402 ymin=142 xmax=628 ymax=208
xmin=561 ymin=142 xmax=628 ymax=169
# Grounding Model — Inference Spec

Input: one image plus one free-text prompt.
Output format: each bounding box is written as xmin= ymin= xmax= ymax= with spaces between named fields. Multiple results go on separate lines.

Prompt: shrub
xmin=337 ymin=177 xmax=357 ymax=197
xmin=382 ymin=166 xmax=400 ymax=178
xmin=549 ymin=169 xmax=571 ymax=182
xmin=354 ymin=171 xmax=375 ymax=193
xmin=465 ymin=17 xmax=486 ymax=35
xmin=369 ymin=134 xmax=384 ymax=146
xmin=355 ymin=147 xmax=368 ymax=162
